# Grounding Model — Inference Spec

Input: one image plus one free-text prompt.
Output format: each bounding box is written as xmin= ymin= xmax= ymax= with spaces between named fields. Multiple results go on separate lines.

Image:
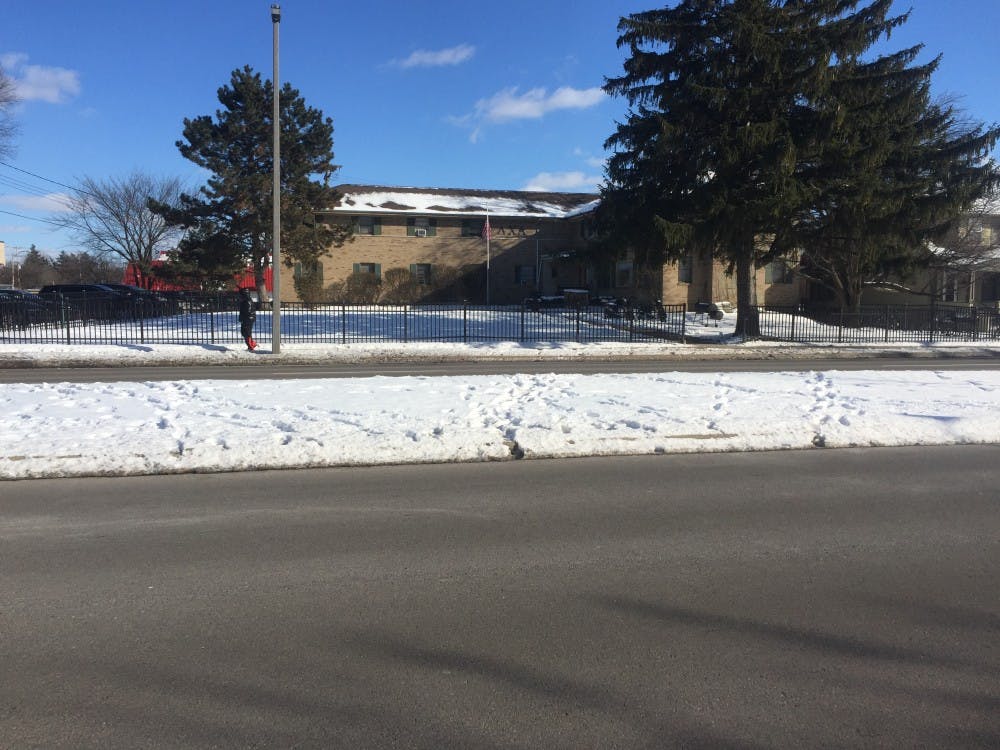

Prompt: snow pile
xmin=2 ymin=369 xmax=998 ymax=480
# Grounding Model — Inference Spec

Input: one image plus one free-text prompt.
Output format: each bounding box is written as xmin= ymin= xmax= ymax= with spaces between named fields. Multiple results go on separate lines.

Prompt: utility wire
xmin=0 ymin=208 xmax=66 ymax=227
xmin=0 ymin=159 xmax=96 ymax=198
xmin=0 ymin=175 xmax=76 ymax=208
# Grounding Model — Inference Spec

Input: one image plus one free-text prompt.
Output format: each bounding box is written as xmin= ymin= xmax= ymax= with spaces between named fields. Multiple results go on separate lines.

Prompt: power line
xmin=0 ymin=208 xmax=65 ymax=227
xmin=0 ymin=176 xmax=76 ymax=209
xmin=0 ymin=159 xmax=95 ymax=198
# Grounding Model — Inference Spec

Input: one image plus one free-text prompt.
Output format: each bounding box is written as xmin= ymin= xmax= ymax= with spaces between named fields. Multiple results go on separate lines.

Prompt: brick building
xmin=284 ymin=184 xmax=810 ymax=307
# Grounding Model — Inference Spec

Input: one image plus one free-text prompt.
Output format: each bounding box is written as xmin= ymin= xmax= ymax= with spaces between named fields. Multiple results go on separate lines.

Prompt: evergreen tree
xmin=152 ymin=66 xmax=350 ymax=298
xmin=791 ymin=47 xmax=999 ymax=310
xmin=601 ymin=0 xmax=928 ymax=336
xmin=52 ymin=251 xmax=122 ymax=284
xmin=19 ymin=246 xmax=57 ymax=289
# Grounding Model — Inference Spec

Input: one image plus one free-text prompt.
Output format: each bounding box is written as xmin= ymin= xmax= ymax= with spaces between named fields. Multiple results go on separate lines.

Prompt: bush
xmin=332 ymin=272 xmax=381 ymax=304
xmin=379 ymin=267 xmax=422 ymax=304
xmin=293 ymin=270 xmax=327 ymax=307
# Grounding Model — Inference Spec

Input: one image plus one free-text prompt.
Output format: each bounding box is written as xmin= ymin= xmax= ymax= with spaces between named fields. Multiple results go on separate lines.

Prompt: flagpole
xmin=485 ymin=209 xmax=493 ymax=305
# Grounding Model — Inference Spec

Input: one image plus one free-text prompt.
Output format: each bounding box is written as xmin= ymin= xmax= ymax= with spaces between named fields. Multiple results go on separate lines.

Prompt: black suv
xmin=38 ymin=284 xmax=129 ymax=320
xmin=0 ymin=289 xmax=52 ymax=328
xmin=102 ymin=284 xmax=181 ymax=317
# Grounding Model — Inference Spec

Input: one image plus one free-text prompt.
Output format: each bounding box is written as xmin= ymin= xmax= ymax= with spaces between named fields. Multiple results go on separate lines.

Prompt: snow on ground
xmin=2 ymin=341 xmax=1000 ymax=480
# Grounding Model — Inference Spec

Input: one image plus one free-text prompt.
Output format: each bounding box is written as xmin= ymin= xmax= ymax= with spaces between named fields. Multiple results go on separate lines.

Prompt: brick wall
xmin=282 ymin=214 xmax=591 ymax=303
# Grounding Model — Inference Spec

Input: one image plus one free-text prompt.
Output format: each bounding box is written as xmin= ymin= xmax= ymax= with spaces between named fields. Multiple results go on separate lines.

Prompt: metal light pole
xmin=271 ymin=3 xmax=282 ymax=353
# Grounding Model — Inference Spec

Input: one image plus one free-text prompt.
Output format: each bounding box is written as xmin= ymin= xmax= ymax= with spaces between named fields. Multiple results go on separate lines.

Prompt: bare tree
xmin=0 ymin=64 xmax=19 ymax=158
xmin=53 ymin=172 xmax=184 ymax=288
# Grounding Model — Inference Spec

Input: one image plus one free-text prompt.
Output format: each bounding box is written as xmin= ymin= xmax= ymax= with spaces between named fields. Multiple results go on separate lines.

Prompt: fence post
xmin=62 ymin=296 xmax=70 ymax=345
xmin=403 ymin=305 xmax=409 ymax=343
xmin=884 ymin=305 xmax=890 ymax=343
xmin=463 ymin=302 xmax=468 ymax=343
xmin=681 ymin=304 xmax=687 ymax=343
xmin=209 ymin=301 xmax=215 ymax=344
xmin=971 ymin=306 xmax=979 ymax=342
xmin=575 ymin=306 xmax=581 ymax=342
xmin=138 ymin=301 xmax=145 ymax=345
xmin=341 ymin=304 xmax=347 ymax=344
xmin=520 ymin=304 xmax=525 ymax=342
xmin=790 ymin=306 xmax=796 ymax=342
xmin=837 ymin=307 xmax=844 ymax=344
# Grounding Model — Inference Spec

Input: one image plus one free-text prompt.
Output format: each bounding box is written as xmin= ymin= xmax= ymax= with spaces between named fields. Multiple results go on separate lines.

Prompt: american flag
xmin=481 ymin=214 xmax=491 ymax=240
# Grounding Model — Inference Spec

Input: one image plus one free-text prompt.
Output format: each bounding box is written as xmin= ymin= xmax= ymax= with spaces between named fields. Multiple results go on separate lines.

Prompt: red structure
xmin=123 ymin=261 xmax=273 ymax=292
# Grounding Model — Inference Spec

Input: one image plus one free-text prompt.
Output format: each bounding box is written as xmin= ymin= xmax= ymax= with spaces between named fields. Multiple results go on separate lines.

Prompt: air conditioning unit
xmin=414 ymin=228 xmax=427 ymax=238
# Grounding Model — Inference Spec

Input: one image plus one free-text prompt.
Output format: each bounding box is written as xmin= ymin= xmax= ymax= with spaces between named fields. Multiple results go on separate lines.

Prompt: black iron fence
xmin=3 ymin=294 xmax=999 ymax=345
xmin=756 ymin=304 xmax=1000 ymax=344
xmin=0 ymin=294 xmax=689 ymax=345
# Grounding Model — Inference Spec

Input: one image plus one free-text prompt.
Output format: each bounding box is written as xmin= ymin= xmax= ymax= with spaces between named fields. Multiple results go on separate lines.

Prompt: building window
xmin=293 ymin=261 xmax=323 ymax=284
xmin=462 ymin=219 xmax=485 ymax=237
xmin=406 ymin=217 xmax=437 ymax=237
xmin=353 ymin=262 xmax=381 ymax=278
xmin=354 ymin=216 xmax=382 ymax=235
xmin=409 ymin=263 xmax=432 ymax=285
xmin=677 ymin=252 xmax=692 ymax=284
xmin=942 ymin=272 xmax=960 ymax=303
xmin=764 ymin=259 xmax=794 ymax=284
xmin=514 ymin=265 xmax=536 ymax=286
xmin=981 ymin=273 xmax=1000 ymax=302
xmin=615 ymin=261 xmax=633 ymax=288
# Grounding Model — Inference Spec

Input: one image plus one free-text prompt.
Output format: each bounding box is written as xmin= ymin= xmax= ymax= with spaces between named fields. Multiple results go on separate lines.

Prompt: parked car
xmin=102 ymin=284 xmax=181 ymax=317
xmin=38 ymin=284 xmax=129 ymax=320
xmin=523 ymin=295 xmax=566 ymax=311
xmin=0 ymin=289 xmax=52 ymax=328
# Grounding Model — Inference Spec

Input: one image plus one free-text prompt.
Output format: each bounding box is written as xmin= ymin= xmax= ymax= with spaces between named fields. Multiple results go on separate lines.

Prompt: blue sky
xmin=2 ymin=0 xmax=998 ymax=260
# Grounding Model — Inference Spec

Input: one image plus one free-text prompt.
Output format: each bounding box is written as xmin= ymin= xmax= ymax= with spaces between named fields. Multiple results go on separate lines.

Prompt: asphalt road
xmin=3 ymin=354 xmax=1000 ymax=382
xmin=2 ymin=447 xmax=998 ymax=748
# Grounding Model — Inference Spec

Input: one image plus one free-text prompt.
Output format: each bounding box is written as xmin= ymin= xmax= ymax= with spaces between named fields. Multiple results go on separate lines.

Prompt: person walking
xmin=238 ymin=288 xmax=258 ymax=351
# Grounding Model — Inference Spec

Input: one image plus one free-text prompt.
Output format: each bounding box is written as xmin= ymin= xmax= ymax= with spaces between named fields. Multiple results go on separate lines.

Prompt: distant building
xmin=123 ymin=250 xmax=273 ymax=293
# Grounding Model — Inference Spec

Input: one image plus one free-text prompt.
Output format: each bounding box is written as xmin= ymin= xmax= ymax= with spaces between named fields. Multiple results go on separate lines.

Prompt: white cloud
xmin=0 ymin=192 xmax=73 ymax=212
xmin=452 ymin=85 xmax=607 ymax=143
xmin=474 ymin=86 xmax=606 ymax=123
xmin=392 ymin=44 xmax=475 ymax=69
xmin=1 ymin=52 xmax=81 ymax=104
xmin=0 ymin=222 xmax=33 ymax=234
xmin=522 ymin=171 xmax=603 ymax=192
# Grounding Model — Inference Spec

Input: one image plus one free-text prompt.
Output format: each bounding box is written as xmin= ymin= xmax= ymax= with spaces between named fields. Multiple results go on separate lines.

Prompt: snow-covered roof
xmin=325 ymin=185 xmax=600 ymax=219
xmin=971 ymin=189 xmax=1000 ymax=215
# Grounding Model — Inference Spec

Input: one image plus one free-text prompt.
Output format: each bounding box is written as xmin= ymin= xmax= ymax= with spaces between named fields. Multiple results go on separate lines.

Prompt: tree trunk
xmin=734 ymin=247 xmax=760 ymax=338
xmin=843 ymin=281 xmax=863 ymax=316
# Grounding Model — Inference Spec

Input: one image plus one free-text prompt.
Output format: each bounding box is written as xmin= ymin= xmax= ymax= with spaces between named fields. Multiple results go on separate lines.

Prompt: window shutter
xmin=406 ymin=218 xmax=415 ymax=236
xmin=353 ymin=263 xmax=360 ymax=275
xmin=409 ymin=264 xmax=417 ymax=276
xmin=428 ymin=218 xmax=437 ymax=237
xmin=375 ymin=263 xmax=382 ymax=279
xmin=294 ymin=262 xmax=303 ymax=279
xmin=372 ymin=217 xmax=382 ymax=236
